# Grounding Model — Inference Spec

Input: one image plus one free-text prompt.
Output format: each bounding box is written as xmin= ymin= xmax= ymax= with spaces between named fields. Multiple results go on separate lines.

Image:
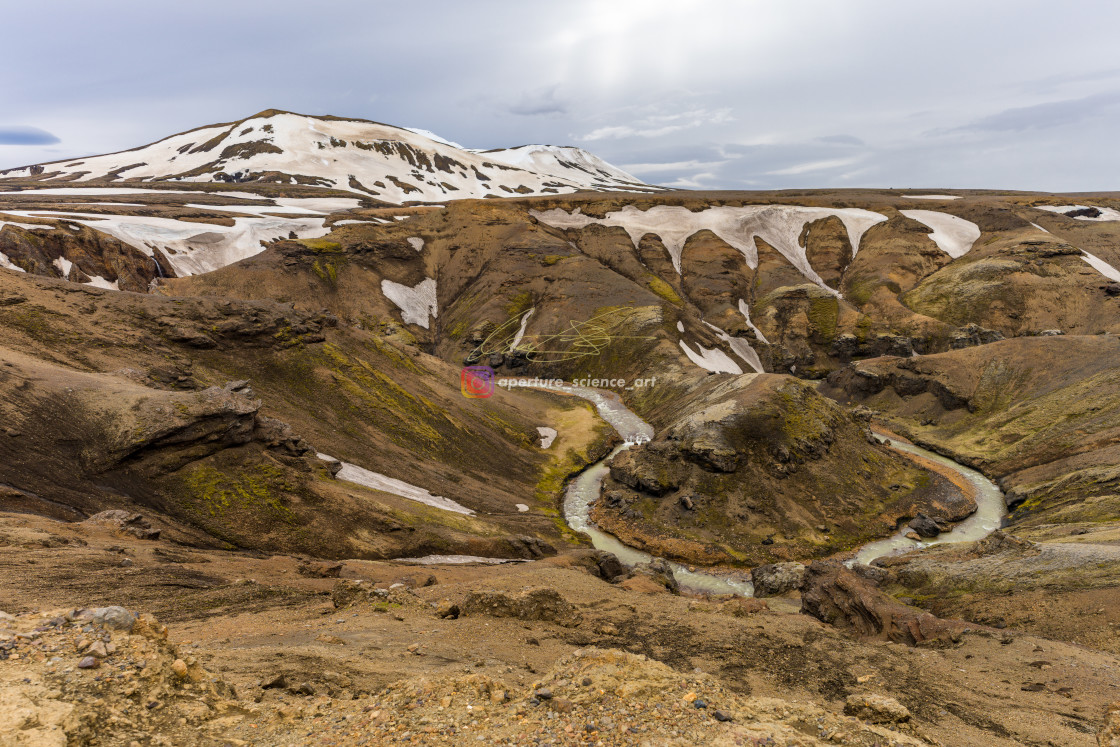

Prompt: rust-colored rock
xmin=800 ymin=561 xmax=972 ymax=646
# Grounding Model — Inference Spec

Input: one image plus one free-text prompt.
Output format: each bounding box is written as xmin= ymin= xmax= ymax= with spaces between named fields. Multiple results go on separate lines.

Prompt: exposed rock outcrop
xmin=751 ymin=562 xmax=807 ymax=597
xmin=800 ymin=561 xmax=972 ymax=646
xmin=592 ymin=374 xmax=937 ymax=566
xmin=461 ymin=588 xmax=582 ymax=627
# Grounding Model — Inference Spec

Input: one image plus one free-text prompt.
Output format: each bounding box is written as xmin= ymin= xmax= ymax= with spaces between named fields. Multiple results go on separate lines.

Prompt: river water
xmin=849 ymin=436 xmax=1006 ymax=566
xmin=556 ymin=385 xmax=755 ymax=596
xmin=555 ymin=385 xmax=1006 ymax=596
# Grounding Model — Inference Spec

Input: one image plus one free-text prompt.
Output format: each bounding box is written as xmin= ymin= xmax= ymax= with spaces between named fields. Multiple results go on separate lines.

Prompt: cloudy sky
xmin=3 ymin=0 xmax=1119 ymax=191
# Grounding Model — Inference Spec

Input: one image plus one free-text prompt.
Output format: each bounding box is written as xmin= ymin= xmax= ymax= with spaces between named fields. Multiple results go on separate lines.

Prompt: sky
xmin=3 ymin=0 xmax=1119 ymax=192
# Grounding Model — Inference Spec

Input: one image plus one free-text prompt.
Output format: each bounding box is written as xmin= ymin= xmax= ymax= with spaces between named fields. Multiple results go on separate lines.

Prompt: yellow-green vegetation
xmin=0 ymin=305 xmax=86 ymax=347
xmin=447 ymin=319 xmax=470 ymax=339
xmin=775 ymin=380 xmax=837 ymax=446
xmin=183 ymin=462 xmax=298 ymax=524
xmin=298 ymin=237 xmax=344 ymax=254
xmin=317 ymin=342 xmax=445 ymax=450
xmin=363 ymin=334 xmax=426 ymax=375
xmin=807 ymin=295 xmax=839 ymax=342
xmin=646 ymin=276 xmax=682 ymax=305
xmin=902 ymin=258 xmax=1023 ymax=326
xmin=532 ymin=402 xmax=616 ymax=544
xmin=312 ymin=257 xmax=344 ymax=287
xmin=854 ymin=314 xmax=873 ymax=341
xmin=540 ymin=254 xmax=565 ymax=266
xmin=504 ymin=291 xmax=534 ymax=317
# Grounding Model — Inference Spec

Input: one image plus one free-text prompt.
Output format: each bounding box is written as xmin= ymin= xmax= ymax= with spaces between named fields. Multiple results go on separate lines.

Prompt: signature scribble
xmin=472 ymin=308 xmax=656 ymax=364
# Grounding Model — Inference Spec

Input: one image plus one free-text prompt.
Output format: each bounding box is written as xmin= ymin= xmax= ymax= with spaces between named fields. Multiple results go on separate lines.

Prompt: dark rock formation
xmin=751 ymin=562 xmax=807 ymax=597
xmin=800 ymin=561 xmax=972 ymax=646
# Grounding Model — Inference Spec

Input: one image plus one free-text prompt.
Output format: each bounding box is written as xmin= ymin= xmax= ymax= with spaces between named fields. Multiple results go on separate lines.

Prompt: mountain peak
xmin=1 ymin=111 xmax=660 ymax=202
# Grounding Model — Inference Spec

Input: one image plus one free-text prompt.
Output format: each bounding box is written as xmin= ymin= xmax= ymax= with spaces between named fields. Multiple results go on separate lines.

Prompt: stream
xmin=555 ymin=385 xmax=1007 ymax=596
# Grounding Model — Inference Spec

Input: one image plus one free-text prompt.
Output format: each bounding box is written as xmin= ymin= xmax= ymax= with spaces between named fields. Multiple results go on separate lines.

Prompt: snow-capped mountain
xmin=0 ymin=110 xmax=658 ymax=202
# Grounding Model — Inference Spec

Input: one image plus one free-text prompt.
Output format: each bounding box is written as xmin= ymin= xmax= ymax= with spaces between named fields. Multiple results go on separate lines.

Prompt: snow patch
xmin=406 ymin=237 xmax=424 ymax=252
xmin=532 ymin=204 xmax=886 ymax=293
xmin=381 ymin=277 xmax=438 ymax=328
xmin=537 ymin=426 xmax=557 ymax=449
xmin=4 ymin=208 xmax=329 ymax=276
xmin=1082 ymin=252 xmax=1120 ymax=282
xmin=398 ymin=555 xmax=523 ymax=565
xmin=511 ymin=308 xmax=534 ymax=350
xmin=702 ymin=321 xmax=763 ymax=374
xmin=84 ymin=275 xmax=119 ymax=290
xmin=318 ymin=453 xmax=473 ymax=514
xmin=899 ymin=210 xmax=981 ymax=258
xmin=679 ymin=340 xmax=743 ymax=374
xmin=0 ymin=220 xmax=54 ymax=232
xmin=738 ymin=299 xmax=769 ymax=344
xmin=1035 ymin=205 xmax=1120 ymax=222
xmin=0 ymin=251 xmax=25 ymax=273
xmin=402 ymin=127 xmax=465 ymax=150
xmin=52 ymin=256 xmax=73 ymax=278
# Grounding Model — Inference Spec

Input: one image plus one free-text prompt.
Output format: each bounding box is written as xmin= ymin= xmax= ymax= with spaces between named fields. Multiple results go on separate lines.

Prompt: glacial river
xmin=557 ymin=386 xmax=1007 ymax=597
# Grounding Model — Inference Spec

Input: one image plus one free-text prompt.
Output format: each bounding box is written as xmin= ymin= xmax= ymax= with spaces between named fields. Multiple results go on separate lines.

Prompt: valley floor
xmin=3 ymin=510 xmax=1119 ymax=746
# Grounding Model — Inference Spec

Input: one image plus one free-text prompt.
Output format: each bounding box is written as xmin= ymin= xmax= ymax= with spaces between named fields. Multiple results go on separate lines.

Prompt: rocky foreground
xmin=3 ymin=511 xmax=1120 ymax=746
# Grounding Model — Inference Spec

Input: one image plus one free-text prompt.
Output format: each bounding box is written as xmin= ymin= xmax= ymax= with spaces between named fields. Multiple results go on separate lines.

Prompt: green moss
xmin=448 ymin=319 xmax=470 ymax=339
xmin=807 ymin=295 xmax=839 ymax=342
xmin=504 ymin=291 xmax=534 ymax=317
xmin=646 ymin=276 xmax=682 ymax=305
xmin=183 ymin=463 xmax=298 ymax=524
xmin=540 ymin=254 xmax=565 ymax=266
xmin=854 ymin=314 xmax=873 ymax=342
xmin=298 ymin=238 xmax=343 ymax=253
xmin=312 ymin=257 xmax=344 ymax=287
xmin=317 ymin=342 xmax=444 ymax=448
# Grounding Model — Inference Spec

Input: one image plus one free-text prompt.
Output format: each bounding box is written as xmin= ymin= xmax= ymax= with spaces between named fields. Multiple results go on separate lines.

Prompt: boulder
xmin=717 ymin=598 xmax=769 ymax=617
xmin=68 ymin=606 xmax=137 ymax=632
xmin=751 ymin=562 xmax=807 ymax=597
xmin=461 ymin=588 xmax=582 ymax=627
xmin=594 ymin=551 xmax=627 ymax=583
xmin=83 ymin=510 xmax=161 ymax=540
xmin=969 ymin=530 xmax=1038 ymax=558
xmin=298 ymin=560 xmax=343 ymax=578
xmin=800 ymin=561 xmax=970 ymax=646
xmin=907 ymin=513 xmax=941 ymax=539
xmin=844 ymin=693 xmax=911 ymax=724
xmin=608 ymin=449 xmax=680 ymax=495
xmin=331 ymin=579 xmax=389 ymax=608
xmin=1100 ymin=701 xmax=1120 ymax=747
xmin=624 ymin=559 xmax=679 ymax=594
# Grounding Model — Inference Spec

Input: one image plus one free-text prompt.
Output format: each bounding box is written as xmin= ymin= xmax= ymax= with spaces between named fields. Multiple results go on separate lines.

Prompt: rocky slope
xmin=822 ymin=335 xmax=1120 ymax=529
xmin=3 ymin=145 xmax=1120 ymax=745
xmin=591 ymin=373 xmax=961 ymax=567
xmin=0 ymin=270 xmax=614 ymax=561
xmin=2 ymin=512 xmax=1119 ymax=746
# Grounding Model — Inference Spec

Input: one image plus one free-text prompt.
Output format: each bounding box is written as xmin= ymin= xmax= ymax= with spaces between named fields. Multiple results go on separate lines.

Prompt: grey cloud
xmin=3 ymin=1 xmax=1120 ymax=191
xmin=0 ymin=126 xmax=60 ymax=145
xmin=817 ymin=134 xmax=865 ymax=146
xmin=950 ymin=91 xmax=1120 ymax=133
xmin=507 ymin=87 xmax=568 ymax=117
